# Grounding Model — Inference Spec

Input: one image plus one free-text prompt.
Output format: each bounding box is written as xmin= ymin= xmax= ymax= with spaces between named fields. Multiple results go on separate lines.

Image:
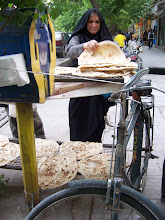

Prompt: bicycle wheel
xmin=139 ymin=109 xmax=152 ymax=190
xmin=127 ymin=108 xmax=152 ymax=191
xmin=25 ymin=180 xmax=165 ymax=220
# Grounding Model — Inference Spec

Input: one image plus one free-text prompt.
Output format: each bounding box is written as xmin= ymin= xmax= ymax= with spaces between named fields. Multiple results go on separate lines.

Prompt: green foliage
xmin=0 ymin=174 xmax=9 ymax=194
xmin=54 ymin=6 xmax=88 ymax=32
xmin=0 ymin=0 xmax=47 ymax=27
xmin=0 ymin=0 xmax=154 ymax=33
xmin=49 ymin=0 xmax=154 ymax=35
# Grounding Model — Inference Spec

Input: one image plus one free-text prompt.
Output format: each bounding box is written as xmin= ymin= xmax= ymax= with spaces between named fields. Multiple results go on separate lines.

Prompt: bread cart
xmin=0 ymin=9 xmax=127 ymax=212
xmin=0 ymin=9 xmax=56 ymax=211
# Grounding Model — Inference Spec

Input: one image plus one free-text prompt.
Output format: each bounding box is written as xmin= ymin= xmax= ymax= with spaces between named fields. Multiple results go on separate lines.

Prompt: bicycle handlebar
xmin=149 ymin=67 xmax=165 ymax=75
xmin=109 ymin=67 xmax=165 ymax=102
xmin=124 ymin=68 xmax=149 ymax=89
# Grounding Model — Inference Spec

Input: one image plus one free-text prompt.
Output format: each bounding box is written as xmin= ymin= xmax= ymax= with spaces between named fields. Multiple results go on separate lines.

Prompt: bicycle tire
xmin=138 ymin=109 xmax=151 ymax=191
xmin=25 ymin=179 xmax=165 ymax=220
xmin=128 ymin=108 xmax=151 ymax=191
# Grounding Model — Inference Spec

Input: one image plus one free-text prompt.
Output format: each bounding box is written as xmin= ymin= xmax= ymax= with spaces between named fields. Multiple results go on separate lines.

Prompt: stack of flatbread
xmin=74 ymin=41 xmax=137 ymax=78
xmin=60 ymin=141 xmax=114 ymax=181
xmin=0 ymin=135 xmax=133 ymax=188
xmin=55 ymin=66 xmax=77 ymax=75
xmin=0 ymin=135 xmax=20 ymax=167
xmin=54 ymin=41 xmax=137 ymax=78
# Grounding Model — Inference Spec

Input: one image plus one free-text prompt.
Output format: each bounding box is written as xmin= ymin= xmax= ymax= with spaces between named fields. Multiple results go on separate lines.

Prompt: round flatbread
xmin=0 ymin=142 xmax=20 ymax=167
xmin=77 ymin=150 xmax=133 ymax=181
xmin=60 ymin=141 xmax=103 ymax=160
xmin=75 ymin=41 xmax=137 ymax=78
xmin=35 ymin=138 xmax=60 ymax=159
xmin=0 ymin=135 xmax=9 ymax=147
xmin=37 ymin=148 xmax=77 ymax=190
xmin=78 ymin=41 xmax=126 ymax=66
xmin=55 ymin=66 xmax=76 ymax=75
xmin=77 ymin=153 xmax=114 ymax=180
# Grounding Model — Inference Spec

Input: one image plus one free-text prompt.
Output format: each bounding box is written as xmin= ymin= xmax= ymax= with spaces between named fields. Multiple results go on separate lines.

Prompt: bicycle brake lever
xmin=108 ymin=92 xmax=121 ymax=102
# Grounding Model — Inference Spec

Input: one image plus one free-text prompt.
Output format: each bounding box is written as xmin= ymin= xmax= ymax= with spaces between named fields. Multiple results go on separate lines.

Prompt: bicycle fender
xmin=68 ymin=179 xmax=107 ymax=189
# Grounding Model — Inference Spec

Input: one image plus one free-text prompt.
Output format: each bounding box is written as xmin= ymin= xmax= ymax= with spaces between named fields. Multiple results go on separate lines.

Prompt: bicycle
xmin=123 ymin=45 xmax=143 ymax=71
xmin=25 ymin=67 xmax=165 ymax=220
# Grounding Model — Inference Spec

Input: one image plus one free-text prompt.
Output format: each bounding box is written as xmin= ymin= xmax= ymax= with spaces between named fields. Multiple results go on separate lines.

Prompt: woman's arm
xmin=65 ymin=36 xmax=84 ymax=60
xmin=65 ymin=36 xmax=99 ymax=59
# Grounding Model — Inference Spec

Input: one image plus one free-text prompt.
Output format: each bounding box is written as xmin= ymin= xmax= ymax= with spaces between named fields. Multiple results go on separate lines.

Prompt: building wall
xmin=157 ymin=15 xmax=165 ymax=48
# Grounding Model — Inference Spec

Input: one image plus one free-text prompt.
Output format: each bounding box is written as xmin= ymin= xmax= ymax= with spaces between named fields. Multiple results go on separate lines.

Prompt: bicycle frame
xmin=108 ymin=69 xmax=155 ymax=219
xmin=25 ymin=68 xmax=165 ymax=220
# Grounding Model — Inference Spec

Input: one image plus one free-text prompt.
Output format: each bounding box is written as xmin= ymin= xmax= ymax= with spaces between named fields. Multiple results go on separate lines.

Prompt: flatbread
xmin=78 ymin=41 xmax=126 ymax=66
xmin=37 ymin=148 xmax=77 ymax=190
xmin=53 ymin=41 xmax=137 ymax=78
xmin=0 ymin=135 xmax=9 ymax=147
xmin=35 ymin=138 xmax=60 ymax=159
xmin=77 ymin=153 xmax=114 ymax=180
xmin=55 ymin=66 xmax=76 ymax=75
xmin=75 ymin=41 xmax=137 ymax=78
xmin=60 ymin=141 xmax=103 ymax=160
xmin=0 ymin=142 xmax=20 ymax=167
xmin=72 ymin=68 xmax=128 ymax=78
xmin=81 ymin=66 xmax=136 ymax=72
xmin=77 ymin=150 xmax=133 ymax=180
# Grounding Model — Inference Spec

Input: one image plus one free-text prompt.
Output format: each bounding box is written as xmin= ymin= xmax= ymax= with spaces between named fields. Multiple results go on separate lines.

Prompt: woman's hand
xmin=83 ymin=40 xmax=99 ymax=52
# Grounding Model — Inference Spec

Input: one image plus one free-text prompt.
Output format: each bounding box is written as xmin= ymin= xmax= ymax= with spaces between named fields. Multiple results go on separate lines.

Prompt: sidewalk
xmin=139 ymin=46 xmax=165 ymax=214
xmin=140 ymin=45 xmax=165 ymax=68
xmin=0 ymin=46 xmax=165 ymax=219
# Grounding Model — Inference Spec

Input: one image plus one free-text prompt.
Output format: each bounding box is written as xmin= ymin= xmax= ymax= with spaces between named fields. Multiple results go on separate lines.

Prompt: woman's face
xmin=87 ymin=14 xmax=101 ymax=34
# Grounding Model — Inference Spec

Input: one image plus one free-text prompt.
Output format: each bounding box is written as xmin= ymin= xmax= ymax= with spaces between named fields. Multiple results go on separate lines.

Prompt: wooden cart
xmin=0 ymin=10 xmax=56 ymax=211
xmin=0 ymin=9 xmax=125 ymax=212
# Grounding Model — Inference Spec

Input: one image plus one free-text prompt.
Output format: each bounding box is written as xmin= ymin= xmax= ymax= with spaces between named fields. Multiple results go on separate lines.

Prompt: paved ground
xmin=0 ymin=45 xmax=165 ymax=219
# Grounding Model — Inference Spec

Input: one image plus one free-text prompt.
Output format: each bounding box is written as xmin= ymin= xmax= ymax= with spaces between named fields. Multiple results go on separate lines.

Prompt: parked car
xmin=55 ymin=32 xmax=69 ymax=58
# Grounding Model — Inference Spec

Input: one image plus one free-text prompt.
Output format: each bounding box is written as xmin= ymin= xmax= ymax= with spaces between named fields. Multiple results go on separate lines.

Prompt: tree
xmin=0 ymin=0 xmax=154 ymax=35
xmin=49 ymin=0 xmax=154 ymax=35
xmin=0 ymin=0 xmax=48 ymax=33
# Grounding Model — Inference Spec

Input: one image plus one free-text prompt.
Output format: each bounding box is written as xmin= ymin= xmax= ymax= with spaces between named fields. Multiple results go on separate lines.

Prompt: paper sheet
xmin=0 ymin=53 xmax=30 ymax=87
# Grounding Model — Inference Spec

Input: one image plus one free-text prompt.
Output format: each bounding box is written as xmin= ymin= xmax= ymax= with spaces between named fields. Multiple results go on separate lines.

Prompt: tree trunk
xmin=89 ymin=0 xmax=99 ymax=9
xmin=107 ymin=20 xmax=117 ymax=39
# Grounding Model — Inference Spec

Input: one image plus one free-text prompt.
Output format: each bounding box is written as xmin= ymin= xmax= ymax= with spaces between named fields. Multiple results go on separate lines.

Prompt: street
xmin=0 ymin=45 xmax=165 ymax=219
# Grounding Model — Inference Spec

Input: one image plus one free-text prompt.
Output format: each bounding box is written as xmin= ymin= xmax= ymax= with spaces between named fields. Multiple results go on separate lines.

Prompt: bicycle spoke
xmin=34 ymin=194 xmax=147 ymax=220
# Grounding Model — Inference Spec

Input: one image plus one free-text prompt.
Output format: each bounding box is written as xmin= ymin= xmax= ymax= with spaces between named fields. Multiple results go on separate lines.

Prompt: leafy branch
xmin=0 ymin=0 xmax=24 ymax=33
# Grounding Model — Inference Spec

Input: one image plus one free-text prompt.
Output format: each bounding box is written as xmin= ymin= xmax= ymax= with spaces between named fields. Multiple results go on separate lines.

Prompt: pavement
xmin=0 ymin=45 xmax=165 ymax=219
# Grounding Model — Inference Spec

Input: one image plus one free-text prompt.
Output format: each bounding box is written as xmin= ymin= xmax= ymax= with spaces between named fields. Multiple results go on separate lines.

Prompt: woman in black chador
xmin=65 ymin=8 xmax=113 ymax=142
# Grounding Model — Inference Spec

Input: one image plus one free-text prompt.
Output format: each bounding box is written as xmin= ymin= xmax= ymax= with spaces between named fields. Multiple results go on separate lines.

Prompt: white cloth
xmin=0 ymin=53 xmax=30 ymax=87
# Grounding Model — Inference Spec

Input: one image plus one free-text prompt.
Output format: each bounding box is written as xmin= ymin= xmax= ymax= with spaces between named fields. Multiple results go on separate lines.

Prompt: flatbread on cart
xmin=73 ymin=68 xmax=135 ymax=78
xmin=76 ymin=41 xmax=137 ymax=78
xmin=35 ymin=138 xmax=60 ymax=159
xmin=53 ymin=41 xmax=137 ymax=79
xmin=77 ymin=150 xmax=133 ymax=180
xmin=37 ymin=148 xmax=77 ymax=190
xmin=60 ymin=141 xmax=103 ymax=160
xmin=55 ymin=66 xmax=77 ymax=75
xmin=77 ymin=153 xmax=115 ymax=180
xmin=0 ymin=135 xmax=9 ymax=147
xmin=78 ymin=41 xmax=126 ymax=66
xmin=0 ymin=142 xmax=20 ymax=167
